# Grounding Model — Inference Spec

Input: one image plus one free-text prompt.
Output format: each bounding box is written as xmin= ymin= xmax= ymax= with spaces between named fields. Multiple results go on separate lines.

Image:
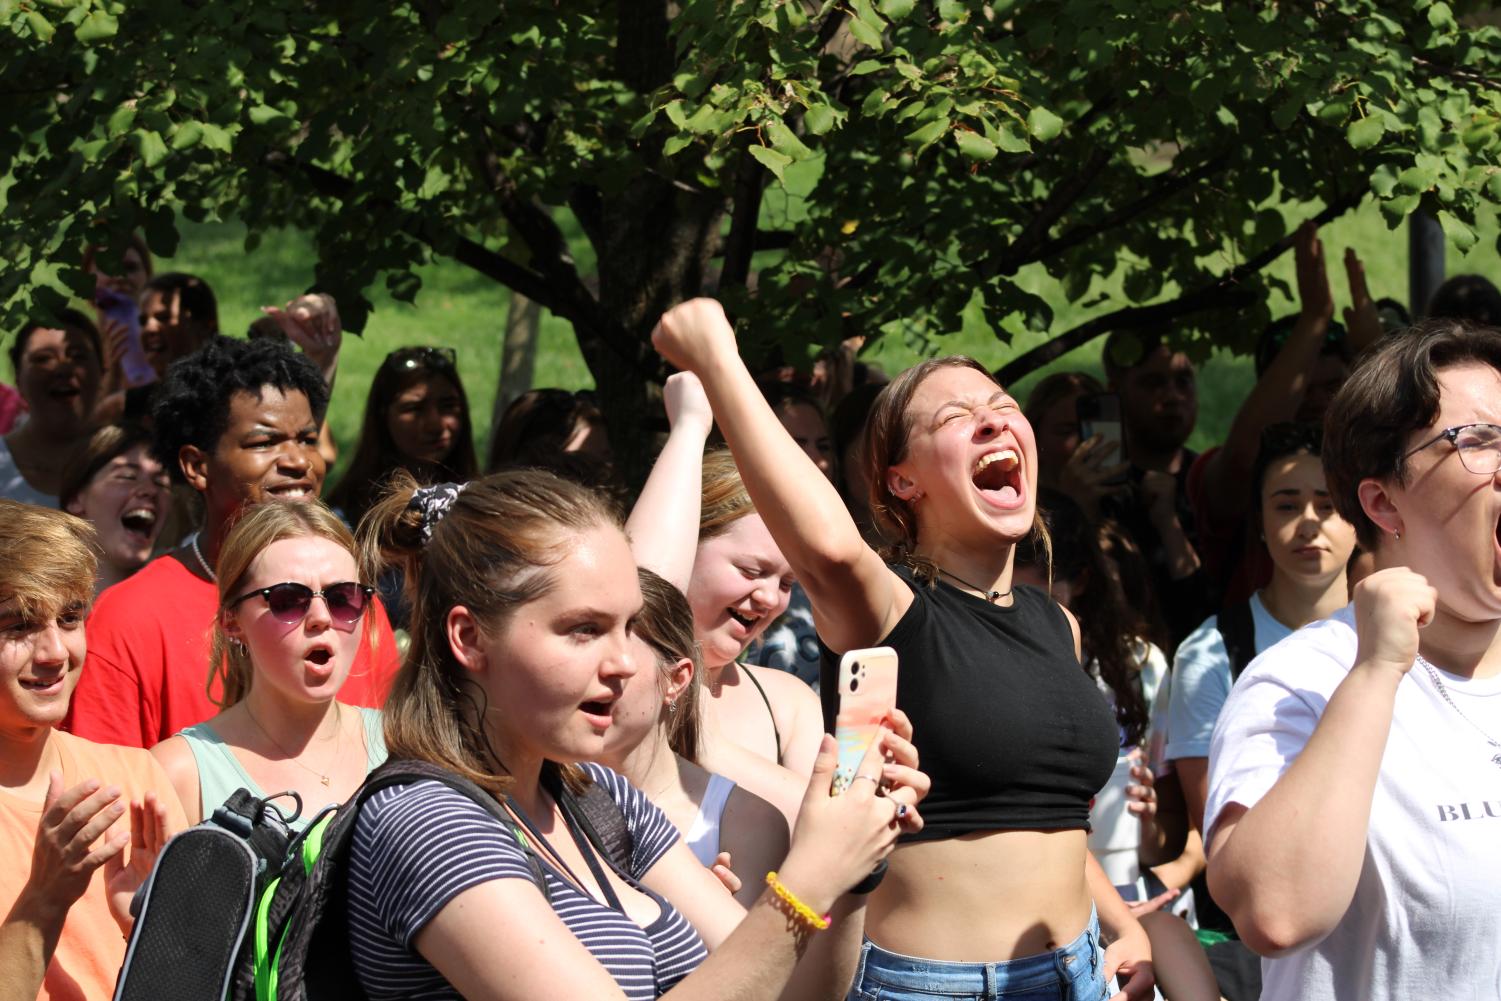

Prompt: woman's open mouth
xmin=726 ymin=608 xmax=762 ymax=636
xmin=18 ymin=675 xmax=65 ymax=696
xmin=973 ymin=448 xmax=1025 ymax=508
xmin=579 ymin=699 xmax=615 ymax=728
xmin=119 ymin=507 xmax=159 ymax=543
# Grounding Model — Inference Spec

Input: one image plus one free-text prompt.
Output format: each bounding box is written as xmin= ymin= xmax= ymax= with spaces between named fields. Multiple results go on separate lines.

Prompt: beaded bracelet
xmin=765 ymin=871 xmax=832 ymax=931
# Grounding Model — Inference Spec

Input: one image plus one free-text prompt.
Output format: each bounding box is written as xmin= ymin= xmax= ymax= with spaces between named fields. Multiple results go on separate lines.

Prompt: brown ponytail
xmin=359 ymin=468 xmax=622 ymax=796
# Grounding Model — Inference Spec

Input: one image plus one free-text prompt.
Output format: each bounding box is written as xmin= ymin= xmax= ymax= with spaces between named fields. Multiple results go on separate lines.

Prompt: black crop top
xmin=819 ymin=566 xmax=1118 ymax=843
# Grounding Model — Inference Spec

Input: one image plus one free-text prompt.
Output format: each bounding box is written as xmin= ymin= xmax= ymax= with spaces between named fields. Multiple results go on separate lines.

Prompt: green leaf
xmin=1396 ymin=164 xmax=1435 ymax=193
xmin=248 ymin=104 xmax=287 ymax=126
xmin=804 ymin=104 xmax=835 ymax=136
xmin=107 ymin=105 xmax=136 ymax=137
xmin=954 ymin=129 xmax=997 ymax=161
xmin=26 ymin=10 xmax=56 ymax=41
xmin=766 ymin=120 xmax=813 ymax=160
xmin=1488 ymin=172 xmax=1501 ymax=202
xmin=198 ymin=123 xmax=232 ymax=153
xmin=996 ymin=123 xmax=1030 ymax=153
xmin=879 ymin=0 xmax=915 ymax=19
xmin=130 ymin=129 xmax=168 ymax=168
xmin=1347 ymin=116 xmax=1385 ymax=150
xmin=663 ymin=134 xmax=693 ymax=157
xmin=387 ymin=270 xmax=423 ymax=303
xmin=1369 ymin=163 xmax=1400 ymax=198
xmin=1025 ymin=106 xmax=1064 ymax=142
xmin=905 ymin=117 xmax=948 ymax=147
xmin=748 ymin=144 xmax=792 ymax=182
xmin=848 ymin=16 xmax=884 ymax=49
xmin=1428 ymin=2 xmax=1457 ymax=31
xmin=74 ymin=9 xmax=118 ymax=43
xmin=664 ymin=100 xmax=687 ymax=128
xmin=170 ymin=121 xmax=203 ymax=150
xmin=1439 ymin=211 xmax=1477 ymax=253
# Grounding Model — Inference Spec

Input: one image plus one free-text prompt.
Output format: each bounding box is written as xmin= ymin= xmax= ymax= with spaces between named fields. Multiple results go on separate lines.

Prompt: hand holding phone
xmin=832 ymin=647 xmax=899 ymax=795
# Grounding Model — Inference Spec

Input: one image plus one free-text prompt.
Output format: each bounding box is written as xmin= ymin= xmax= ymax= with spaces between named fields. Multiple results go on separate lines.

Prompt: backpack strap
xmin=1219 ymin=598 xmax=1257 ymax=683
xmin=563 ymin=778 xmax=635 ymax=874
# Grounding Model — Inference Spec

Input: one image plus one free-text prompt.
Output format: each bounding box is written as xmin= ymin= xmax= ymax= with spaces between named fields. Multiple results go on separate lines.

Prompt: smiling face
xmin=0 ymin=597 xmax=87 ymax=735
xmin=223 ymin=536 xmax=364 ymax=705
xmin=687 ymin=514 xmax=794 ymax=669
xmin=889 ymin=365 xmax=1038 ymax=547
xmin=385 ymin=373 xmax=465 ymax=468
xmin=1376 ymin=362 xmax=1501 ymax=621
xmin=470 ymin=523 xmax=643 ymax=765
xmin=66 ymin=443 xmax=172 ymax=577
xmin=186 ymin=387 xmax=326 ymax=529
xmin=14 ymin=325 xmax=101 ymax=437
xmin=1260 ymin=451 xmax=1356 ymax=588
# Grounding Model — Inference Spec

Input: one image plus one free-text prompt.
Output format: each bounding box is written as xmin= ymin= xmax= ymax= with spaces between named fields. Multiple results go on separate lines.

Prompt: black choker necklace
xmin=936 ymin=566 xmax=1012 ymax=603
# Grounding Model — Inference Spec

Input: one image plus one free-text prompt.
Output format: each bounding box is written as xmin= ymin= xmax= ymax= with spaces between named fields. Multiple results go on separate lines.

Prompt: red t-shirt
xmin=65 ymin=554 xmax=400 ymax=748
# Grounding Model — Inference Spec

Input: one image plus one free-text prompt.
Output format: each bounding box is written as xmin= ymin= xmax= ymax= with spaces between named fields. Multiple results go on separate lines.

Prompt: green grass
xmin=153 ymin=200 xmax=1500 ymax=473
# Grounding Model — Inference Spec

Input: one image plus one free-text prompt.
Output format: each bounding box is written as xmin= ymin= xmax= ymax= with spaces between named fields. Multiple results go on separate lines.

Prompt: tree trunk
xmin=490 ymin=291 xmax=542 ymax=441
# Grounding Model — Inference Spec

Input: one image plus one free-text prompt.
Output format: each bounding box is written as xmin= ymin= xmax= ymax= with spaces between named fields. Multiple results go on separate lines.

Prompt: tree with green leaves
xmin=4 ymin=0 xmax=1501 ymax=478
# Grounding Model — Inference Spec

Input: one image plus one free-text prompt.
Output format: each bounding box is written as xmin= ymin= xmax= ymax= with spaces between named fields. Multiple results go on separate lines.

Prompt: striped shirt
xmin=348 ymin=763 xmax=707 ymax=1000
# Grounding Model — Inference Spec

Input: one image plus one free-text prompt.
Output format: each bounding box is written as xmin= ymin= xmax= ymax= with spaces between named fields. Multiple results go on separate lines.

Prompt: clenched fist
xmin=1352 ymin=567 xmax=1437 ymax=678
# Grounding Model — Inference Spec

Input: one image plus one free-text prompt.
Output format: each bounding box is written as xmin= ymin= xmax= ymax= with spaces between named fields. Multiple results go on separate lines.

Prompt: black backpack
xmin=1218 ymin=598 xmax=1257 ymax=683
xmin=115 ymin=759 xmax=631 ymax=1001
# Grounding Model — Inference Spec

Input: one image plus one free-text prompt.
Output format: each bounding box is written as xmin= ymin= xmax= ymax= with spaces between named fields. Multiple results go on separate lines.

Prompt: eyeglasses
xmin=1403 ymin=423 xmax=1501 ymax=476
xmin=226 ymin=582 xmax=375 ymax=625
xmin=385 ymin=346 xmax=457 ymax=372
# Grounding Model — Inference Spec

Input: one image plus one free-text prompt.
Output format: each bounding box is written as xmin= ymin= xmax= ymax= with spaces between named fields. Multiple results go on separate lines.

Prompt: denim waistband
xmin=852 ymin=906 xmax=1100 ymax=997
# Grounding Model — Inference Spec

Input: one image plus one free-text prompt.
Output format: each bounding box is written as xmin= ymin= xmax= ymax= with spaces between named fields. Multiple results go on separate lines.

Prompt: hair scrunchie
xmin=409 ymin=482 xmax=467 ymax=544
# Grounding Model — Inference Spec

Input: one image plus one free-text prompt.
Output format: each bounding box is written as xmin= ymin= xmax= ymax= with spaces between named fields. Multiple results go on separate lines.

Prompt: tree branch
xmin=993 ymin=191 xmax=1364 ymax=384
xmin=720 ymin=140 xmax=770 ymax=289
xmin=989 ymin=149 xmax=1233 ymax=277
xmin=986 ymin=146 xmax=1111 ymax=278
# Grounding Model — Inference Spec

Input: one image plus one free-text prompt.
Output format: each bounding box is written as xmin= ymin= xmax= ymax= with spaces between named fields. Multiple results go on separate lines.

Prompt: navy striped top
xmin=347 ymin=763 xmax=708 ymax=1000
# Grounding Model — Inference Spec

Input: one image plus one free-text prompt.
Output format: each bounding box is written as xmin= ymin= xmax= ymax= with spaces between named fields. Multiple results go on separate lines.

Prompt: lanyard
xmin=506 ymin=765 xmax=624 ymax=913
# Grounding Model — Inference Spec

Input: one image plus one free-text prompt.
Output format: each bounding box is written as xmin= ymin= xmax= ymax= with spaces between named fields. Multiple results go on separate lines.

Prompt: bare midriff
xmin=864 ymin=828 xmax=1093 ymax=962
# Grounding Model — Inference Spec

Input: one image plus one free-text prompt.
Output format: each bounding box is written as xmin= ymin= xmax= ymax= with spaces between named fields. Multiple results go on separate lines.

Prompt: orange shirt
xmin=0 ymin=730 xmax=188 ymax=1001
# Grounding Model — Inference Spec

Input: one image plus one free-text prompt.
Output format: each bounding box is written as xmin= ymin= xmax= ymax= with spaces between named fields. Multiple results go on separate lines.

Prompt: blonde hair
xmin=209 ymin=500 xmax=364 ymax=709
xmin=359 ymin=469 xmax=621 ymax=797
xmin=0 ymin=500 xmax=97 ymax=618
xmin=699 ymin=448 xmax=756 ymax=541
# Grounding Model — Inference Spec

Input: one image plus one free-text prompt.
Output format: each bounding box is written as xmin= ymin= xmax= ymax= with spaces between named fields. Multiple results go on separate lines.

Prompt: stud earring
xmin=1393 ymin=530 xmax=1401 ymax=541
xmin=666 ymin=700 xmax=678 ymax=714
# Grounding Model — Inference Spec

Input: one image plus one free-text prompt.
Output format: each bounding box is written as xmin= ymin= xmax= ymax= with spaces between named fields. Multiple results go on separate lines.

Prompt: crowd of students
xmin=3 ymin=224 xmax=1501 ymax=1001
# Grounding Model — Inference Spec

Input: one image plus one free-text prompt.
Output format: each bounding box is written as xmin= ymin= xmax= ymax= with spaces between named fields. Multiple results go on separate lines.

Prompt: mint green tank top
xmin=177 ymin=707 xmax=388 ymax=830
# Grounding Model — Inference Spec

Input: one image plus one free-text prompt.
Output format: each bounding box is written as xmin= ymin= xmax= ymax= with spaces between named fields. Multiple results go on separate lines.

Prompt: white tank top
xmin=685 ymin=773 xmax=736 ymax=866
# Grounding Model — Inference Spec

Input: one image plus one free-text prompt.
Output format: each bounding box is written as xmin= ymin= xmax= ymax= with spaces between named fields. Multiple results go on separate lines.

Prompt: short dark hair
xmin=1249 ymin=422 xmax=1325 ymax=516
xmin=1323 ymin=319 xmax=1501 ymax=550
xmin=9 ymin=309 xmax=102 ymax=379
xmin=143 ymin=272 xmax=219 ymax=333
xmin=1428 ymin=274 xmax=1501 ymax=328
xmin=1253 ymin=316 xmax=1350 ymax=379
xmin=151 ymin=336 xmax=329 ymax=484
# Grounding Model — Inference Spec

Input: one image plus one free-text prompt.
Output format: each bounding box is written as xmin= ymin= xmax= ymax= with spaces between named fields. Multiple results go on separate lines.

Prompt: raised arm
xmin=1207 ymin=569 xmax=1430 ymax=955
xmin=1199 ymin=222 xmax=1334 ymax=525
xmin=626 ymin=372 xmax=715 ymax=592
xmin=652 ymin=300 xmax=908 ymax=653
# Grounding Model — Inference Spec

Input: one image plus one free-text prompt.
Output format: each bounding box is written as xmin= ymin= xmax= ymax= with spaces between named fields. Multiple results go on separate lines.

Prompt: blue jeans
xmin=848 ymin=908 xmax=1109 ymax=1001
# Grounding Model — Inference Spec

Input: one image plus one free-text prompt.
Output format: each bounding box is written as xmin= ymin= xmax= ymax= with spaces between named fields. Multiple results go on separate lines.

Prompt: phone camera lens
xmin=850 ymin=677 xmax=860 ymax=692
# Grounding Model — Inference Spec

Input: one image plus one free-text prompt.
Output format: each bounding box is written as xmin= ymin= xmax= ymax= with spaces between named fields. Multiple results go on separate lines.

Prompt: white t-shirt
xmin=0 ymin=435 xmax=56 ymax=508
xmin=1207 ymin=605 xmax=1501 ymax=1001
xmin=1165 ymin=592 xmax=1291 ymax=761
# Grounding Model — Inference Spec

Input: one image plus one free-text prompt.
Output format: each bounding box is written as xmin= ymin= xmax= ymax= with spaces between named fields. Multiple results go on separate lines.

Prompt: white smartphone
xmin=832 ymin=647 xmax=899 ymax=795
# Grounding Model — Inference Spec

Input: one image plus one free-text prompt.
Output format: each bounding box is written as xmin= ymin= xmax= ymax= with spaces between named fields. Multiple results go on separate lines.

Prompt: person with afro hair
xmin=65 ymin=336 xmax=400 ymax=748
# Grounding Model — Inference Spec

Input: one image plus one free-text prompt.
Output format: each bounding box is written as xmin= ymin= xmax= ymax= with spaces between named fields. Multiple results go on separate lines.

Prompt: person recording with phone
xmin=1098 ymin=334 xmax=1211 ymax=648
xmin=1026 ymin=372 xmax=1130 ymax=522
xmin=652 ymin=299 xmax=1155 ymax=1001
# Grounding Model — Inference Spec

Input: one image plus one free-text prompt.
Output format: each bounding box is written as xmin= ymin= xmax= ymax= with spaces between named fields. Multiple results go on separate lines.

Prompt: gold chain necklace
xmin=243 ymin=702 xmax=342 ymax=786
